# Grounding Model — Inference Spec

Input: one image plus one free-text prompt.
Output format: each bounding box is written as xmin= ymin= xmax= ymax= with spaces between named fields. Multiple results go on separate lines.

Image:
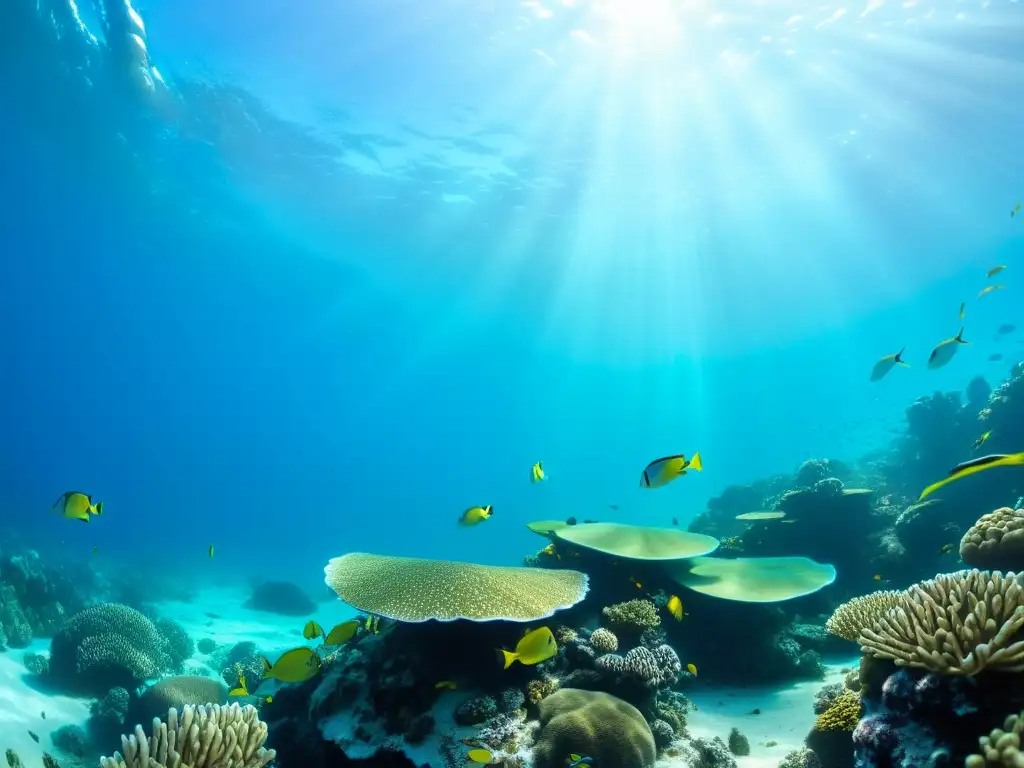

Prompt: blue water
xmin=1 ymin=0 xmax=1022 ymax=593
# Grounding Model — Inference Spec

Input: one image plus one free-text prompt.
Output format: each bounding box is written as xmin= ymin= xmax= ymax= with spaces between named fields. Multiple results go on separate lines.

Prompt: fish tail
xmin=956 ymin=327 xmax=970 ymax=344
xmin=1011 ymin=453 xmax=1024 ymax=466
xmin=689 ymin=452 xmax=703 ymax=471
xmin=94 ymin=501 xmax=104 ymax=515
xmin=896 ymin=348 xmax=909 ymax=366
xmin=500 ymin=649 xmax=517 ymax=669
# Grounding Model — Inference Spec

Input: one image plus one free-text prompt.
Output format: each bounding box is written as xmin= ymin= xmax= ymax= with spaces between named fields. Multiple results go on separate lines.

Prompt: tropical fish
xmin=459 ymin=505 xmax=493 ymax=526
xmin=939 ymin=543 xmax=955 ymax=555
xmin=499 ymin=626 xmax=558 ymax=669
xmin=542 ymin=543 xmax=556 ymax=556
xmin=988 ymin=265 xmax=1007 ymax=278
xmin=997 ymin=324 xmax=1016 ymax=336
xmin=873 ymin=574 xmax=882 ymax=581
xmin=640 ymin=453 xmax=703 ymax=489
xmin=671 ymin=517 xmax=679 ymax=526
xmin=365 ymin=615 xmax=381 ymax=634
xmin=629 ymin=577 xmax=643 ymax=590
xmin=208 ymin=544 xmax=215 ymax=558
xmin=435 ymin=680 xmax=458 ymax=690
xmin=323 ymin=619 xmax=360 ymax=646
xmin=979 ymin=285 xmax=1006 ymax=299
xmin=927 ymin=327 xmax=969 ymax=369
xmin=531 ymin=462 xmax=545 ymax=483
xmin=228 ymin=675 xmax=272 ymax=703
xmin=686 ymin=663 xmax=698 ymax=676
xmin=51 ymin=492 xmax=103 ymax=523
xmin=667 ymin=594 xmax=685 ymax=621
xmin=260 ymin=647 xmax=323 ymax=683
xmin=990 ymin=354 xmax=1004 ymax=362
xmin=302 ymin=621 xmax=325 ymax=641
xmin=1013 ymin=202 xmax=1022 ymax=217
xmin=974 ymin=431 xmax=992 ymax=450
xmin=467 ymin=749 xmax=494 ymax=764
xmin=959 ymin=302 xmax=966 ymax=321
xmin=870 ymin=348 xmax=909 ymax=381
xmin=568 ymin=755 xmax=594 ymax=767
xmin=919 ymin=453 xmax=1024 ymax=500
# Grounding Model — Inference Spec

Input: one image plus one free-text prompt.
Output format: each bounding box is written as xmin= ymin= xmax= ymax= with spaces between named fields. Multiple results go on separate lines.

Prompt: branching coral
xmin=814 ymin=689 xmax=862 ymax=732
xmin=960 ymin=508 xmax=1024 ymax=571
xmin=825 ymin=590 xmax=903 ymax=642
xmin=99 ymin=703 xmax=275 ymax=768
xmin=858 ymin=570 xmax=1024 ymax=675
xmin=966 ymin=711 xmax=1024 ymax=767
xmin=589 ymin=628 xmax=618 ymax=653
xmin=602 ymin=600 xmax=660 ymax=632
xmin=594 ymin=646 xmax=681 ymax=688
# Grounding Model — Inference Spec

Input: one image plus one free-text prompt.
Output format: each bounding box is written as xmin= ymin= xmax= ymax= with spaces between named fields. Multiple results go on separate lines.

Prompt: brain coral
xmin=48 ymin=603 xmax=169 ymax=694
xmin=826 ymin=590 xmax=903 ymax=642
xmin=324 ymin=553 xmax=589 ymax=622
xmin=960 ymin=508 xmax=1024 ymax=571
xmin=858 ymin=570 xmax=1024 ymax=675
xmin=130 ymin=675 xmax=229 ymax=727
xmin=532 ymin=689 xmax=656 ymax=768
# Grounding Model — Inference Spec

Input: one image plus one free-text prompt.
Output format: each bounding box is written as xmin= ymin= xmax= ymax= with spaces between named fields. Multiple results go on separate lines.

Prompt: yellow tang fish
xmin=260 ymin=647 xmax=323 ymax=684
xmin=687 ymin=663 xmax=698 ymax=676
xmin=959 ymin=301 xmax=966 ymax=321
xmin=228 ymin=675 xmax=272 ymax=703
xmin=974 ymin=431 xmax=992 ymax=451
xmin=1012 ymin=202 xmax=1021 ymax=217
xmin=51 ymin=492 xmax=103 ymax=523
xmin=467 ymin=749 xmax=494 ymax=764
xmin=323 ymin=620 xmax=360 ymax=646
xmin=927 ymin=327 xmax=969 ymax=370
xmin=978 ymin=284 xmax=1006 ymax=299
xmin=434 ymin=680 xmax=458 ymax=690
xmin=302 ymin=621 xmax=324 ymax=641
xmin=640 ymin=452 xmax=703 ymax=489
xmin=459 ymin=505 xmax=493 ymax=526
xmin=531 ymin=461 xmax=545 ymax=483
xmin=988 ymin=265 xmax=1007 ymax=278
xmin=667 ymin=595 xmax=685 ymax=621
xmin=869 ymin=347 xmax=909 ymax=382
xmin=919 ymin=452 xmax=1024 ymax=501
xmin=499 ymin=626 xmax=558 ymax=669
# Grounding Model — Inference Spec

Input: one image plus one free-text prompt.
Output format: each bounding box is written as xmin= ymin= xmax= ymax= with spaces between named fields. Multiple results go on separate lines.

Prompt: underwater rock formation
xmin=243 ymin=581 xmax=318 ymax=616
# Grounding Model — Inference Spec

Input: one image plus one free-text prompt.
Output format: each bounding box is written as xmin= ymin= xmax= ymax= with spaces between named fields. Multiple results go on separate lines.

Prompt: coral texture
xmin=594 ymin=645 xmax=681 ymax=688
xmin=967 ymin=710 xmax=1024 ymax=767
xmin=814 ymin=690 xmax=862 ymax=731
xmin=131 ymin=676 xmax=230 ymax=726
xmin=601 ymin=600 xmax=661 ymax=631
xmin=826 ymin=590 xmax=903 ymax=642
xmin=589 ymin=627 xmax=618 ymax=653
xmin=960 ymin=508 xmax=1024 ymax=571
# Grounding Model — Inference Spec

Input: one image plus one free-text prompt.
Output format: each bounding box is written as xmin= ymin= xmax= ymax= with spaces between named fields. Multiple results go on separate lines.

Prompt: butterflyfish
xmin=667 ymin=594 xmax=685 ymax=621
xmin=640 ymin=452 xmax=703 ymax=489
xmin=988 ymin=265 xmax=1007 ymax=278
xmin=51 ymin=492 xmax=103 ymax=523
xmin=499 ymin=626 xmax=558 ymax=669
xmin=228 ymin=675 xmax=272 ymax=702
xmin=568 ymin=755 xmax=594 ymax=767
xmin=459 ymin=505 xmax=493 ymax=526
xmin=979 ymin=284 xmax=1006 ymax=299
xmin=324 ymin=620 xmax=360 ymax=646
xmin=467 ymin=749 xmax=494 ymax=764
xmin=870 ymin=347 xmax=909 ymax=381
xmin=919 ymin=452 xmax=1024 ymax=501
xmin=1013 ymin=202 xmax=1022 ymax=217
xmin=260 ymin=647 xmax=323 ymax=683
xmin=974 ymin=431 xmax=992 ymax=451
xmin=302 ymin=620 xmax=325 ymax=640
xmin=959 ymin=302 xmax=966 ymax=321
xmin=434 ymin=680 xmax=458 ymax=690
xmin=531 ymin=461 xmax=545 ymax=483
xmin=927 ymin=327 xmax=969 ymax=370
xmin=687 ymin=663 xmax=698 ymax=676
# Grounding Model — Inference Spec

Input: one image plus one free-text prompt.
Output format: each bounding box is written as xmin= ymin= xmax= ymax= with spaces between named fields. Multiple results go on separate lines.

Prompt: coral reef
xmin=779 ymin=747 xmax=823 ymax=767
xmin=50 ymin=725 xmax=88 ymax=757
xmin=130 ymin=675 xmax=229 ymax=725
xmin=0 ymin=550 xmax=88 ymax=650
xmin=589 ymin=627 xmax=618 ymax=653
xmin=243 ymin=581 xmax=317 ymax=616
xmin=727 ymin=726 xmax=750 ymax=756
xmin=960 ymin=507 xmax=1024 ymax=571
xmin=601 ymin=600 xmax=660 ymax=633
xmin=825 ymin=590 xmax=903 ymax=642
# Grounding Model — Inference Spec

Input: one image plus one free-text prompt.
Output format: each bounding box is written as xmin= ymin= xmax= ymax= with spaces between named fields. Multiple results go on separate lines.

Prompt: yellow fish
xmin=629 ymin=577 xmax=643 ymax=590
xmin=542 ymin=543 xmax=556 ymax=556
xmin=919 ymin=453 xmax=1024 ymax=500
xmin=434 ymin=680 xmax=458 ymax=690
xmin=979 ymin=284 xmax=1006 ymax=299
xmin=640 ymin=453 xmax=703 ymax=489
xmin=869 ymin=348 xmax=909 ymax=381
xmin=667 ymin=595 xmax=685 ymax=621
xmin=51 ymin=492 xmax=103 ymax=523
xmin=324 ymin=620 xmax=360 ymax=646
xmin=873 ymin=574 xmax=882 ymax=581
xmin=228 ymin=675 xmax=272 ymax=703
xmin=974 ymin=431 xmax=992 ymax=451
xmin=302 ymin=621 xmax=324 ymax=641
xmin=467 ymin=749 xmax=494 ymax=764
xmin=988 ymin=265 xmax=1007 ymax=278
xmin=499 ymin=626 xmax=558 ymax=669
xmin=1012 ymin=202 xmax=1021 ymax=217
xmin=927 ymin=327 xmax=969 ymax=369
xmin=530 ymin=461 xmax=545 ymax=483
xmin=687 ymin=663 xmax=698 ymax=676
xmin=368 ymin=615 xmax=381 ymax=634
xmin=260 ymin=647 xmax=323 ymax=684
xmin=959 ymin=301 xmax=966 ymax=321
xmin=208 ymin=544 xmax=215 ymax=558
xmin=459 ymin=505 xmax=493 ymax=526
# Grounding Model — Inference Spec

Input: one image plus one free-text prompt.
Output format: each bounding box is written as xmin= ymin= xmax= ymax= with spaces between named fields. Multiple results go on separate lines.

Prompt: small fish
xmin=461 ymin=738 xmax=485 ymax=748
xmin=686 ymin=663 xmax=698 ymax=677
xmin=28 ymin=731 xmax=39 ymax=743
xmin=919 ymin=452 xmax=1024 ymax=500
xmin=974 ymin=431 xmax=992 ymax=450
xmin=40 ymin=712 xmax=45 ymax=720
xmin=260 ymin=647 xmax=323 ymax=683
xmin=364 ymin=615 xmax=381 ymax=634
xmin=459 ymin=505 xmax=493 ymax=526
xmin=434 ymin=680 xmax=458 ymax=690
xmin=608 ymin=504 xmax=619 ymax=510
xmin=531 ymin=461 xmax=545 ymax=483
xmin=928 ymin=327 xmax=969 ymax=370
xmin=467 ymin=749 xmax=494 ymax=764
xmin=988 ymin=265 xmax=1008 ymax=278
xmin=667 ymin=594 xmax=685 ymax=621
xmin=997 ymin=324 xmax=1016 ymax=336
xmin=323 ymin=619 xmax=360 ymax=646
xmin=671 ymin=517 xmax=679 ymax=526
xmin=873 ymin=574 xmax=882 ymax=581
xmin=567 ymin=755 xmax=594 ymax=767
xmin=302 ymin=620 xmax=324 ymax=641
xmin=208 ymin=544 xmax=215 ymax=558
xmin=640 ymin=452 xmax=703 ymax=489
xmin=959 ymin=302 xmax=966 ymax=321
xmin=939 ymin=543 xmax=955 ymax=555
xmin=92 ymin=545 xmax=98 ymax=555
xmin=499 ymin=626 xmax=558 ymax=668
xmin=542 ymin=543 xmax=556 ymax=556
xmin=870 ymin=347 xmax=910 ymax=381
xmin=1013 ymin=202 xmax=1022 ymax=217
xmin=51 ymin=491 xmax=103 ymax=523
xmin=629 ymin=577 xmax=643 ymax=590
xmin=979 ymin=284 xmax=1007 ymax=299
xmin=990 ymin=354 xmax=1005 ymax=362
xmin=229 ymin=675 xmax=273 ymax=703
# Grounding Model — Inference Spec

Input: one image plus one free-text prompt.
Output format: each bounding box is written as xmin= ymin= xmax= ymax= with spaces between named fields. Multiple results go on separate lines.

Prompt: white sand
xmin=671 ymin=659 xmax=857 ymax=767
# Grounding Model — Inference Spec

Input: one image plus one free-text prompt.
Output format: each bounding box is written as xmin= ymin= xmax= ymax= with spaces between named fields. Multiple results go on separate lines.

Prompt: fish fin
xmin=956 ymin=327 xmax=970 ymax=344
xmin=78 ymin=515 xmax=90 ymax=523
xmin=500 ymin=649 xmax=517 ymax=669
xmin=260 ymin=656 xmax=272 ymax=674
xmin=689 ymin=452 xmax=703 ymax=471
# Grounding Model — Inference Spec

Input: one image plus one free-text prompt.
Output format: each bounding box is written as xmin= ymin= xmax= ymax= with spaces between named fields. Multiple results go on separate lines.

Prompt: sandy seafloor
xmin=0 ymin=587 xmax=852 ymax=767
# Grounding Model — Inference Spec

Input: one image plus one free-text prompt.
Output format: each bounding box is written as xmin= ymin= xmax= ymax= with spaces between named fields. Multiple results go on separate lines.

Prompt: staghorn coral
xmin=99 ymin=703 xmax=275 ymax=768
xmin=858 ymin=570 xmax=1024 ymax=675
xmin=967 ymin=710 xmax=1024 ymax=767
xmin=595 ymin=645 xmax=681 ymax=688
xmin=815 ymin=690 xmax=862 ymax=732
xmin=527 ymin=676 xmax=560 ymax=704
xmin=589 ymin=627 xmax=618 ymax=653
xmin=826 ymin=590 xmax=903 ymax=642
xmin=602 ymin=600 xmax=661 ymax=632
xmin=961 ymin=508 xmax=1024 ymax=572
xmin=323 ymin=553 xmax=589 ymax=622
